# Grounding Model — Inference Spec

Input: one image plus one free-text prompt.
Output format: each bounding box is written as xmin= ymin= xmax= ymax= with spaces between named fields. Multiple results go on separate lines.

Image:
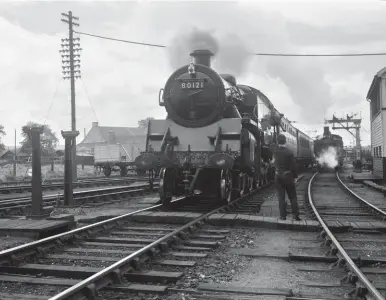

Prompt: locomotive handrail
xmin=308 ymin=172 xmax=385 ymax=300
xmin=158 ymin=88 xmax=164 ymax=105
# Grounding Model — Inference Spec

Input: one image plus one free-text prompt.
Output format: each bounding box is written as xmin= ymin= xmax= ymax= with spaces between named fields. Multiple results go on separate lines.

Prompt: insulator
xmin=72 ymin=16 xmax=79 ymax=20
xmin=61 ymin=38 xmax=69 ymax=42
xmin=73 ymin=43 xmax=80 ymax=47
xmin=61 ymin=60 xmax=70 ymax=63
xmin=73 ymin=37 xmax=80 ymax=41
xmin=61 ymin=44 xmax=69 ymax=47
xmin=61 ymin=13 xmax=69 ymax=17
xmin=61 ymin=18 xmax=69 ymax=23
xmin=75 ymin=76 xmax=81 ymax=79
xmin=72 ymin=22 xmax=79 ymax=27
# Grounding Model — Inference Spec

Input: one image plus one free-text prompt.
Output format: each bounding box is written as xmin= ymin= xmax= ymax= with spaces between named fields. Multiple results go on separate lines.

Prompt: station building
xmin=366 ymin=67 xmax=386 ymax=180
xmin=77 ymin=122 xmax=146 ymax=156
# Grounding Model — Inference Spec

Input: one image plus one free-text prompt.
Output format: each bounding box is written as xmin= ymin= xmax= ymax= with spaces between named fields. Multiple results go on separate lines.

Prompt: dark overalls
xmin=273 ymin=146 xmax=300 ymax=219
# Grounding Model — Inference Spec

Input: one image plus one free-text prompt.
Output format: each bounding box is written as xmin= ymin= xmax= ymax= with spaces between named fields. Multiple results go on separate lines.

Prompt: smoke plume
xmin=316 ymin=146 xmax=338 ymax=169
xmin=266 ymin=58 xmax=333 ymax=124
xmin=167 ymin=27 xmax=219 ymax=70
xmin=167 ymin=27 xmax=251 ymax=76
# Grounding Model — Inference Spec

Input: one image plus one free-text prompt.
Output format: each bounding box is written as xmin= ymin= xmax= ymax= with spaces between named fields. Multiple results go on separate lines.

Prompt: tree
xmin=138 ymin=117 xmax=155 ymax=128
xmin=0 ymin=125 xmax=6 ymax=151
xmin=20 ymin=122 xmax=59 ymax=156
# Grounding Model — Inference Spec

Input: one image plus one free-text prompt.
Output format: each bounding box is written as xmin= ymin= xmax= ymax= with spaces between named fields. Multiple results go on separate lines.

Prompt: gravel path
xmin=229 ymin=228 xmax=349 ymax=296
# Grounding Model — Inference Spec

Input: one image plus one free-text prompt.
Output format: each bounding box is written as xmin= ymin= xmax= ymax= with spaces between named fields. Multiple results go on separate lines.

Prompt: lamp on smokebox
xmin=188 ymin=62 xmax=196 ymax=77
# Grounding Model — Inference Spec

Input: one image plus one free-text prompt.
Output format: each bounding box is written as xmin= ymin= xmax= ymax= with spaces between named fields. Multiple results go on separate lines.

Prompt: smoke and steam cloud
xmin=316 ymin=146 xmax=338 ymax=169
xmin=266 ymin=58 xmax=333 ymax=124
xmin=167 ymin=27 xmax=219 ymax=69
xmin=167 ymin=27 xmax=251 ymax=76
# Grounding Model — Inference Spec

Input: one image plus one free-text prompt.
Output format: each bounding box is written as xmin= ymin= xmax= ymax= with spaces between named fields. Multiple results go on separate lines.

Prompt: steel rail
xmin=48 ymin=186 xmax=264 ymax=300
xmin=0 ymin=175 xmax=128 ymax=187
xmin=308 ymin=172 xmax=385 ymax=300
xmin=49 ymin=207 xmax=218 ymax=299
xmin=0 ymin=204 xmax=161 ymax=259
xmin=0 ymin=194 xmax=182 ymax=261
xmin=0 ymin=182 xmax=157 ymax=204
xmin=0 ymin=179 xmax=146 ymax=194
xmin=336 ymin=172 xmax=386 ymax=217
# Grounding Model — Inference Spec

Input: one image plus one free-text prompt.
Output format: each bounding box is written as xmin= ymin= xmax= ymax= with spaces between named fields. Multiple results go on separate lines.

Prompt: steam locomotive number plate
xmin=180 ymin=79 xmax=205 ymax=89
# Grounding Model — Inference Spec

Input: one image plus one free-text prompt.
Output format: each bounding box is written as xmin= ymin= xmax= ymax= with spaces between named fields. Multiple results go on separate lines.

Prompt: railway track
xmin=298 ymin=171 xmax=386 ymax=300
xmin=3 ymin=170 xmax=386 ymax=300
xmin=0 ymin=182 xmax=158 ymax=217
xmin=0 ymin=175 xmax=114 ymax=187
xmin=0 ymin=181 xmax=271 ymax=300
xmin=0 ymin=176 xmax=148 ymax=194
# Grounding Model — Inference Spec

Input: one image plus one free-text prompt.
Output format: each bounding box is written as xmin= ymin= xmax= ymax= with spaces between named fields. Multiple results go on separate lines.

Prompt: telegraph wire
xmin=74 ymin=30 xmax=386 ymax=57
xmin=80 ymin=78 xmax=115 ymax=164
xmin=80 ymin=78 xmax=99 ymax=121
xmin=43 ymin=77 xmax=63 ymax=126
xmin=74 ymin=30 xmax=166 ymax=48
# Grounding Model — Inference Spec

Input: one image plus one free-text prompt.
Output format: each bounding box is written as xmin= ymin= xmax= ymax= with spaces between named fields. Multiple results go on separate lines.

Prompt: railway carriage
xmin=135 ymin=49 xmax=314 ymax=207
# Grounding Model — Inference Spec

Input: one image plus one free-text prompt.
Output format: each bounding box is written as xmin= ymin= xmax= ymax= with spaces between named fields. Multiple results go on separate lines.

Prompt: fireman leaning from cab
xmin=272 ymin=134 xmax=301 ymax=221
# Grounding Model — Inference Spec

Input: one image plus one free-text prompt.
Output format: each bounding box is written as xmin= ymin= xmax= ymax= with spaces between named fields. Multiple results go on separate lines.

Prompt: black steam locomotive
xmin=314 ymin=126 xmax=344 ymax=172
xmin=135 ymin=49 xmax=314 ymax=207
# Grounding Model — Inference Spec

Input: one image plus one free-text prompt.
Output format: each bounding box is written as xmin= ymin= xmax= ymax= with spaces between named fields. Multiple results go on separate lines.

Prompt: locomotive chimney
xmin=190 ymin=49 xmax=214 ymax=68
xmin=323 ymin=126 xmax=330 ymax=137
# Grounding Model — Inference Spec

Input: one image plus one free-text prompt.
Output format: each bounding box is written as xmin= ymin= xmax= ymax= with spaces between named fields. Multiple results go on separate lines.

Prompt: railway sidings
xmin=0 ymin=181 xmax=158 ymax=218
xmin=1 ymin=168 xmax=386 ymax=299
xmin=0 ymin=176 xmax=148 ymax=195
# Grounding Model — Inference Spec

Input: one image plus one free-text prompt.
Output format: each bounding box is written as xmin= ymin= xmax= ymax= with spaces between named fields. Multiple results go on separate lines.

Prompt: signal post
xmin=27 ymin=126 xmax=49 ymax=219
xmin=62 ymin=130 xmax=79 ymax=206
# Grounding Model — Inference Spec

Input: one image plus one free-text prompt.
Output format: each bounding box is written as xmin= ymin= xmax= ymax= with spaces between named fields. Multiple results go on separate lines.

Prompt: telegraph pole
xmin=13 ymin=129 xmax=16 ymax=177
xmin=60 ymin=11 xmax=82 ymax=181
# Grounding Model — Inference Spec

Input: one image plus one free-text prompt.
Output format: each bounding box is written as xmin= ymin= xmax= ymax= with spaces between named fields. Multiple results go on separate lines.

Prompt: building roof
xmin=0 ymin=149 xmax=13 ymax=158
xmin=78 ymin=123 xmax=147 ymax=146
xmin=367 ymin=67 xmax=386 ymax=101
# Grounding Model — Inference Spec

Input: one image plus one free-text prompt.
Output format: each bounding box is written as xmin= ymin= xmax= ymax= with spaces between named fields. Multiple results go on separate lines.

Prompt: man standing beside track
xmin=272 ymin=134 xmax=301 ymax=221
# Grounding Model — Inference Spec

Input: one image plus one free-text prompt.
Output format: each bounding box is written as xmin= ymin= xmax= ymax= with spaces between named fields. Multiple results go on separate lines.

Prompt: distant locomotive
xmin=135 ymin=49 xmax=314 ymax=207
xmin=314 ymin=126 xmax=344 ymax=172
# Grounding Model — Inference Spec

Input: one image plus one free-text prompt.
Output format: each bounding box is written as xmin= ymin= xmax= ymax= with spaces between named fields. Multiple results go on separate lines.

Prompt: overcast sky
xmin=1 ymin=0 xmax=385 ymax=147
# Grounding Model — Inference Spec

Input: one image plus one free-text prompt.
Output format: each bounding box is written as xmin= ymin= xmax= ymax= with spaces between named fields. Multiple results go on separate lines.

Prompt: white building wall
xmin=371 ymin=77 xmax=386 ymax=178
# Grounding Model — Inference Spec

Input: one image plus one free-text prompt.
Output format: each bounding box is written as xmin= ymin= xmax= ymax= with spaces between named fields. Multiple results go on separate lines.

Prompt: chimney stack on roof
xmin=92 ymin=122 xmax=99 ymax=128
xmin=108 ymin=130 xmax=115 ymax=143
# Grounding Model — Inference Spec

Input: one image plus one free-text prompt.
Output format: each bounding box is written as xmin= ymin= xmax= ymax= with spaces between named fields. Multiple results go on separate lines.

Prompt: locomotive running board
xmin=208 ymin=126 xmax=240 ymax=152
